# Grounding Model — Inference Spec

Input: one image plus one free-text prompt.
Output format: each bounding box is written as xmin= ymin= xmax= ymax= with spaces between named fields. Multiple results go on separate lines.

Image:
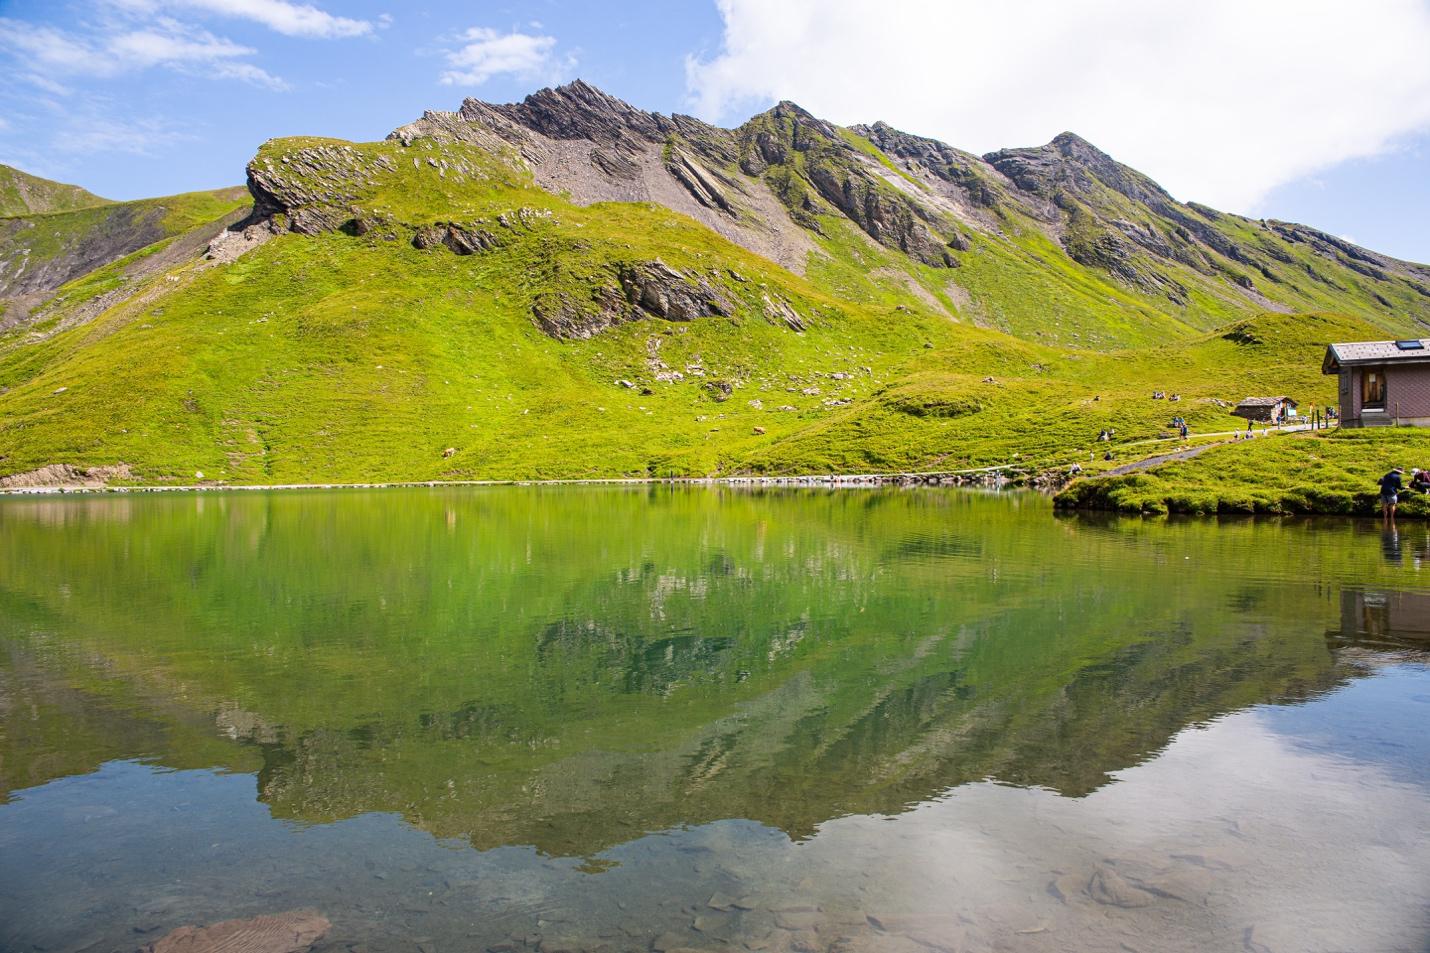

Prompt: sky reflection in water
xmin=0 ymin=487 xmax=1426 ymax=953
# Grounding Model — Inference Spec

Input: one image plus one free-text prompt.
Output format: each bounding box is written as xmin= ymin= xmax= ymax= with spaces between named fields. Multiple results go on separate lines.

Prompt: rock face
xmin=619 ymin=261 xmax=731 ymax=321
xmin=377 ymin=82 xmax=1430 ymax=318
xmin=734 ymin=102 xmax=956 ymax=266
xmin=212 ymin=78 xmax=1430 ymax=340
xmin=412 ymin=222 xmax=503 ymax=254
xmin=387 ymin=80 xmax=815 ymax=273
xmin=244 ymin=143 xmax=399 ymax=235
xmin=139 ymin=909 xmax=330 ymax=953
xmin=0 ymin=463 xmax=133 ymax=489
xmin=532 ymin=261 xmax=731 ymax=340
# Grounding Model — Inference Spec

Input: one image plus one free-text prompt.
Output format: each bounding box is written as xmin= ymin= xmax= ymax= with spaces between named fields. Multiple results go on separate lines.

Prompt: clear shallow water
xmin=0 ymin=487 xmax=1427 ymax=953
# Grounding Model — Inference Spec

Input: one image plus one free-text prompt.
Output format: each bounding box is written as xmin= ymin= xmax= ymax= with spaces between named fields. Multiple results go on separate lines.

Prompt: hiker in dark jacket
xmin=1380 ymin=467 xmax=1405 ymax=520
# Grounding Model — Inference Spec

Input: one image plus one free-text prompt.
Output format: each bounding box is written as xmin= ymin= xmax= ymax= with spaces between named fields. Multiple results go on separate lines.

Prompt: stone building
xmin=1231 ymin=396 xmax=1298 ymax=424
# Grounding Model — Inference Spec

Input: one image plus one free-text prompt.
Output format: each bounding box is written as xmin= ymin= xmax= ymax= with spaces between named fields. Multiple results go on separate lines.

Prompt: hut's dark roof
xmin=1235 ymin=396 xmax=1295 ymax=408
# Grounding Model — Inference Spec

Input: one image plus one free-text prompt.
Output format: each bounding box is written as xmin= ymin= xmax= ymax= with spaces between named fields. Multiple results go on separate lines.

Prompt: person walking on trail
xmin=1380 ymin=467 xmax=1405 ymax=521
xmin=1180 ymin=421 xmax=1189 ymax=440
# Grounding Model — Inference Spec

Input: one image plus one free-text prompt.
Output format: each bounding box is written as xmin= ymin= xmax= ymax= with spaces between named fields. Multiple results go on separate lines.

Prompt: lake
xmin=0 ymin=487 xmax=1427 ymax=953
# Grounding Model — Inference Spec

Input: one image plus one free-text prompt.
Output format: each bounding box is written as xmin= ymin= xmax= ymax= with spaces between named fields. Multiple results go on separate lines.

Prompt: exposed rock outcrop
xmin=0 ymin=463 xmax=134 ymax=489
xmin=412 ymin=222 xmax=503 ymax=254
xmin=761 ymin=293 xmax=807 ymax=331
xmin=532 ymin=261 xmax=731 ymax=339
xmin=618 ymin=261 xmax=730 ymax=321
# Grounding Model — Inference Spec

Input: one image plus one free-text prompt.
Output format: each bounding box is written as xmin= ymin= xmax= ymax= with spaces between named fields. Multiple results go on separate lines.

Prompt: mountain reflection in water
xmin=0 ymin=488 xmax=1427 ymax=953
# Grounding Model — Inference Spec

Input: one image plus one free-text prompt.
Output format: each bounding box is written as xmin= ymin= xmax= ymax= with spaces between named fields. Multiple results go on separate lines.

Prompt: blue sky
xmin=1 ymin=0 xmax=1428 ymax=264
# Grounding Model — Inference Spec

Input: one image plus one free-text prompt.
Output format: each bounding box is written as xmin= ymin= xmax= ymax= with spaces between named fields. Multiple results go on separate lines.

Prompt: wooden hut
xmin=1231 ymin=396 xmax=1297 ymax=424
xmin=1323 ymin=339 xmax=1430 ymax=427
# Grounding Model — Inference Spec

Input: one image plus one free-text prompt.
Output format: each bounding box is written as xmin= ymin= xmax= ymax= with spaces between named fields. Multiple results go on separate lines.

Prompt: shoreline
xmin=0 ymin=464 xmax=1041 ymax=497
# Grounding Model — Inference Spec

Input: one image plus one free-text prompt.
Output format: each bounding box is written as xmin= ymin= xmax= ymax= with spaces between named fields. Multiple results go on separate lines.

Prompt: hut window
xmin=1364 ymin=369 xmax=1386 ymax=408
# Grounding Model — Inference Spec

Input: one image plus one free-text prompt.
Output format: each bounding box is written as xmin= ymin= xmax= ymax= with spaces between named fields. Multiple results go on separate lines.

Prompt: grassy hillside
xmin=1056 ymin=428 xmax=1430 ymax=515
xmin=0 ymin=163 xmax=108 ymax=217
xmin=0 ymin=117 xmax=1417 ymax=486
xmin=0 ymin=187 xmax=249 ymax=307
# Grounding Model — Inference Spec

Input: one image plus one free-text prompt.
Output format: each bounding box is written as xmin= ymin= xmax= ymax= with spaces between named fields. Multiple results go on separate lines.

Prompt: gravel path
xmin=1101 ymin=425 xmax=1322 ymax=476
xmin=1102 ymin=442 xmax=1226 ymax=476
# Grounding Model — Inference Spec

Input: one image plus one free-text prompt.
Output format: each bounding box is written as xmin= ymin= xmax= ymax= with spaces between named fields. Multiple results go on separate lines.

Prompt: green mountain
xmin=0 ymin=163 xmax=109 ymax=217
xmin=0 ymin=82 xmax=1425 ymax=486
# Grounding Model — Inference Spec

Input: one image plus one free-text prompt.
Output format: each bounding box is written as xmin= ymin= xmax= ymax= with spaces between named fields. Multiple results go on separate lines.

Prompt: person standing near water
xmin=1380 ymin=467 xmax=1405 ymax=520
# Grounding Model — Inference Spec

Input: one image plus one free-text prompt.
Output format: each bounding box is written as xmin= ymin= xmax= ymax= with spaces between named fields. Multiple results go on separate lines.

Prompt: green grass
xmin=0 ymin=125 xmax=1417 ymax=487
xmin=0 ymin=138 xmax=1377 ymax=486
xmin=0 ymin=163 xmax=109 ymax=217
xmin=1056 ymin=428 xmax=1430 ymax=515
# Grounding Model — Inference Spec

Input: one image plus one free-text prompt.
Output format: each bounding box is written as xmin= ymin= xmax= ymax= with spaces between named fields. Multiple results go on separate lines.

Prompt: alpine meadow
xmin=3 ymin=81 xmax=1427 ymax=491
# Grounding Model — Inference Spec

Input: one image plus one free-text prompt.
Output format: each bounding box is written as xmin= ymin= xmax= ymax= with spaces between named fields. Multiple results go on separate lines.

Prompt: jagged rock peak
xmin=983 ymin=130 xmax=1116 ymax=170
xmin=751 ymin=100 xmax=838 ymax=135
xmin=450 ymin=79 xmax=725 ymax=149
xmin=984 ymin=131 xmax=1173 ymax=209
xmin=1049 ymin=131 xmax=1109 ymax=159
xmin=491 ymin=80 xmax=663 ymax=140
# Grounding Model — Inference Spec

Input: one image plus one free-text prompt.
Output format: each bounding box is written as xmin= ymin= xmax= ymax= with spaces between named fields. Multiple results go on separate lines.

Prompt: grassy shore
xmin=1055 ymin=428 xmax=1430 ymax=516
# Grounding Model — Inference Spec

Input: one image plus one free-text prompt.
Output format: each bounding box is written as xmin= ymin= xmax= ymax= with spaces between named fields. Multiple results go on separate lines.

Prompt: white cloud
xmin=157 ymin=0 xmax=372 ymax=38
xmin=109 ymin=0 xmax=370 ymax=38
xmin=0 ymin=20 xmax=96 ymax=71
xmin=0 ymin=16 xmax=286 ymax=88
xmin=686 ymin=0 xmax=1430 ymax=212
xmin=210 ymin=60 xmax=288 ymax=90
xmin=106 ymin=24 xmax=253 ymax=69
xmin=439 ymin=26 xmax=571 ymax=86
xmin=51 ymin=117 xmax=194 ymax=156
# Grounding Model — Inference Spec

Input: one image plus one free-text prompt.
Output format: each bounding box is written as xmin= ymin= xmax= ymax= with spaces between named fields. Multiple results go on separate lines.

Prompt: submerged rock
xmin=1087 ymin=865 xmax=1157 ymax=908
xmin=139 ymin=909 xmax=330 ymax=953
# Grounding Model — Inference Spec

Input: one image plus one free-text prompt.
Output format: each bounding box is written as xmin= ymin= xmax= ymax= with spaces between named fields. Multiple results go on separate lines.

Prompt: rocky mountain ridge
xmin=238 ymin=80 xmax=1428 ymax=339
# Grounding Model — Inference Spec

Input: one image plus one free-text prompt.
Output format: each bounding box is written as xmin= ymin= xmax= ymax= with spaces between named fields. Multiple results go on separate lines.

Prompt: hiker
xmin=1380 ymin=467 xmax=1405 ymax=520
xmin=1180 ymin=422 xmax=1189 ymax=440
xmin=1246 ymin=419 xmax=1253 ymax=434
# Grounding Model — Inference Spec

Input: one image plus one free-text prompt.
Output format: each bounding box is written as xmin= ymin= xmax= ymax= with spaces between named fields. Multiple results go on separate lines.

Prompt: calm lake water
xmin=1 ymin=487 xmax=1427 ymax=953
